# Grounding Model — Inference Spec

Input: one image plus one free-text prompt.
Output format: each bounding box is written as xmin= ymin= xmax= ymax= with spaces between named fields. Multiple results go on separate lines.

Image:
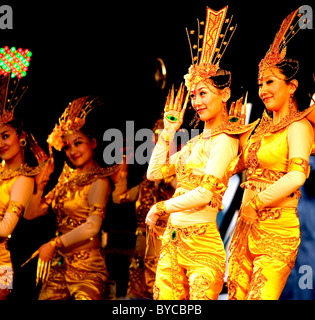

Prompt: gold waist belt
xmin=167 ymin=221 xmax=210 ymax=241
xmin=246 ymin=167 xmax=286 ymax=184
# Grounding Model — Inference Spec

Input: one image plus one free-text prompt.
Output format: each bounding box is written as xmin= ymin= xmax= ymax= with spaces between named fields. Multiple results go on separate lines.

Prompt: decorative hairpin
xmin=184 ymin=6 xmax=237 ymax=91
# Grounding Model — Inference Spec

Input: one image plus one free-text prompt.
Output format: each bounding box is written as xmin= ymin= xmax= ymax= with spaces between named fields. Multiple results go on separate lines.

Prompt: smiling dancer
xmin=227 ymin=8 xmax=315 ymax=300
xmin=24 ymin=96 xmax=119 ymax=300
xmin=145 ymin=6 xmax=258 ymax=300
xmin=0 ymin=73 xmax=47 ymax=299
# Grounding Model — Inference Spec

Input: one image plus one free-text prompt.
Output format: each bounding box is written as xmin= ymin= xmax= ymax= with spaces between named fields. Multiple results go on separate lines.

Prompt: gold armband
xmin=155 ymin=201 xmax=168 ymax=217
xmin=119 ymin=192 xmax=129 ymax=204
xmin=200 ymin=174 xmax=227 ymax=211
xmin=161 ymin=163 xmax=175 ymax=178
xmin=249 ymin=195 xmax=265 ymax=212
xmin=88 ymin=204 xmax=105 ymax=219
xmin=50 ymin=236 xmax=64 ymax=248
xmin=200 ymin=174 xmax=226 ymax=195
xmin=288 ymin=157 xmax=310 ymax=177
xmin=7 ymin=201 xmax=24 ymax=218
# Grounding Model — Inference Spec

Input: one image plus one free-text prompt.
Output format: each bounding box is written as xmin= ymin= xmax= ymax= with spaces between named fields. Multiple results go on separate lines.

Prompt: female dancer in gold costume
xmin=112 ymin=118 xmax=176 ymax=299
xmin=145 ymin=6 xmax=258 ymax=300
xmin=0 ymin=74 xmax=47 ymax=299
xmin=24 ymin=97 xmax=119 ymax=300
xmin=227 ymin=8 xmax=315 ymax=300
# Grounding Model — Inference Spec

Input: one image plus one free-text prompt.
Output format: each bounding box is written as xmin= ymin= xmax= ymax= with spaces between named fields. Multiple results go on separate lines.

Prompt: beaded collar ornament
xmin=184 ymin=6 xmax=236 ymax=92
xmin=47 ymin=96 xmax=102 ymax=151
xmin=258 ymin=7 xmax=308 ymax=80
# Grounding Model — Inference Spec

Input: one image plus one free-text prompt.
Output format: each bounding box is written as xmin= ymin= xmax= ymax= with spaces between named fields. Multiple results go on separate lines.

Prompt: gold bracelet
xmin=200 ymin=174 xmax=226 ymax=194
xmin=89 ymin=204 xmax=105 ymax=219
xmin=50 ymin=236 xmax=64 ymax=248
xmin=249 ymin=195 xmax=265 ymax=212
xmin=7 ymin=200 xmax=24 ymax=218
xmin=155 ymin=201 xmax=167 ymax=216
xmin=288 ymin=157 xmax=309 ymax=177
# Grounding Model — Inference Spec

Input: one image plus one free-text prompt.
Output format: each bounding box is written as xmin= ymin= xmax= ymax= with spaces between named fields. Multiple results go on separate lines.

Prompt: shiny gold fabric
xmin=154 ymin=221 xmax=226 ymax=300
xmin=228 ymin=207 xmax=300 ymax=300
xmin=124 ymin=175 xmax=174 ymax=299
xmin=40 ymin=163 xmax=109 ymax=300
xmin=51 ymin=163 xmax=102 ymax=235
xmin=39 ymin=248 xmax=108 ymax=300
xmin=228 ymin=115 xmax=313 ymax=300
xmin=0 ymin=176 xmax=19 ymax=221
xmin=0 ymin=176 xmax=19 ymax=299
xmin=126 ymin=225 xmax=164 ymax=299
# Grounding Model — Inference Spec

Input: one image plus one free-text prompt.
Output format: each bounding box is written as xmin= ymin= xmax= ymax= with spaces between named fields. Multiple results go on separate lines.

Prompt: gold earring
xmin=289 ymin=94 xmax=294 ymax=113
xmin=221 ymin=105 xmax=228 ymax=121
xmin=189 ymin=111 xmax=200 ymax=129
xmin=19 ymin=138 xmax=27 ymax=147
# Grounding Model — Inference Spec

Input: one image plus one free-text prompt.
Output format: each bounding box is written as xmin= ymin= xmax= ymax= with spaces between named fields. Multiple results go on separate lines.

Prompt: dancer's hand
xmin=163 ymin=83 xmax=189 ymax=132
xmin=110 ymin=155 xmax=128 ymax=184
xmin=36 ymin=241 xmax=55 ymax=285
xmin=35 ymin=146 xmax=54 ymax=192
xmin=239 ymin=200 xmax=257 ymax=224
xmin=145 ymin=204 xmax=160 ymax=230
xmin=35 ymin=158 xmax=54 ymax=191
xmin=229 ymin=93 xmax=247 ymax=125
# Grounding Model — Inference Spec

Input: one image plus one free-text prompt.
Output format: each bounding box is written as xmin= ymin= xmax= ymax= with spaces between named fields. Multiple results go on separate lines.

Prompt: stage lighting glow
xmin=0 ymin=46 xmax=32 ymax=78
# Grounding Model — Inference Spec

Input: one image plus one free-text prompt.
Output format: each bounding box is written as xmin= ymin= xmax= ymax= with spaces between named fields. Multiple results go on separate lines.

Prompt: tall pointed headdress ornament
xmin=0 ymin=46 xmax=32 ymax=126
xmin=47 ymin=96 xmax=102 ymax=151
xmin=258 ymin=8 xmax=307 ymax=78
xmin=184 ymin=6 xmax=237 ymax=92
xmin=0 ymin=73 xmax=28 ymax=126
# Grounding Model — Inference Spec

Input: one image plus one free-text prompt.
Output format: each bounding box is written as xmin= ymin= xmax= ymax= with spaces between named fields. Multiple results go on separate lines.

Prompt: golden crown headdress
xmin=184 ymin=6 xmax=237 ymax=91
xmin=0 ymin=73 xmax=28 ymax=126
xmin=47 ymin=96 xmax=102 ymax=151
xmin=258 ymin=8 xmax=307 ymax=77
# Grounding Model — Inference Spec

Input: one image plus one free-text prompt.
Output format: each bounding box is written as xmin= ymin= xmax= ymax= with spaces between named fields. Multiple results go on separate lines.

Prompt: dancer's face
xmin=62 ymin=131 xmax=96 ymax=170
xmin=258 ymin=67 xmax=297 ymax=112
xmin=0 ymin=125 xmax=23 ymax=164
xmin=190 ymin=80 xmax=229 ymax=123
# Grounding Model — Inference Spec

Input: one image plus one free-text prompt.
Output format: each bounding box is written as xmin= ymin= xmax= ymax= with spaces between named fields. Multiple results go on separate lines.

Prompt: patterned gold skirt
xmin=154 ymin=221 xmax=226 ymax=300
xmin=39 ymin=247 xmax=108 ymax=300
xmin=228 ymin=207 xmax=300 ymax=300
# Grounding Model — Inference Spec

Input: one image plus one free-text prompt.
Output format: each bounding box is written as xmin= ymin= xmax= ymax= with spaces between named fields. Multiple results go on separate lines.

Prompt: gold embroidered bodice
xmin=148 ymin=120 xmax=261 ymax=226
xmin=0 ymin=177 xmax=19 ymax=223
xmin=241 ymin=108 xmax=314 ymax=209
xmin=0 ymin=161 xmax=38 ymax=242
xmin=51 ymin=163 xmax=119 ymax=234
xmin=173 ymin=133 xmax=223 ymax=195
xmin=244 ymin=124 xmax=289 ymax=178
xmin=168 ymin=121 xmax=260 ymax=196
xmin=0 ymin=159 xmax=48 ymax=222
xmin=244 ymin=108 xmax=313 ymax=180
